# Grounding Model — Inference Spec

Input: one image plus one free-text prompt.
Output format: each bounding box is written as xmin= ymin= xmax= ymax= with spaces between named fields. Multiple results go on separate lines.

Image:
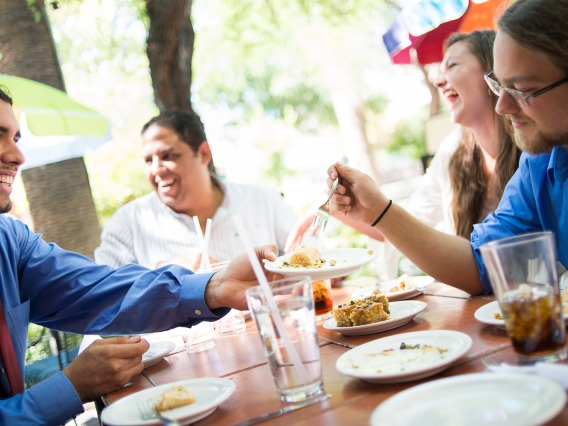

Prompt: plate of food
xmin=335 ymin=330 xmax=472 ymax=384
xmin=263 ymin=244 xmax=376 ymax=280
xmin=475 ymin=299 xmax=568 ymax=330
xmin=370 ymin=373 xmax=566 ymax=426
xmin=142 ymin=341 xmax=176 ymax=368
xmin=323 ymin=300 xmax=426 ymax=336
xmin=351 ymin=275 xmax=434 ymax=301
xmin=100 ymin=378 xmax=236 ymax=426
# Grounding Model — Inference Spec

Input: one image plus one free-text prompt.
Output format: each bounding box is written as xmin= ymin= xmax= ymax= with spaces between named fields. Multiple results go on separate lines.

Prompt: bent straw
xmin=233 ymin=215 xmax=310 ymax=385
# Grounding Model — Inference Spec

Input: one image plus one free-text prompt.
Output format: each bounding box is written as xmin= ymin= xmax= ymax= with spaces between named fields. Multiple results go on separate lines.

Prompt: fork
xmin=312 ymin=177 xmax=340 ymax=237
xmin=137 ymin=399 xmax=180 ymax=425
xmin=481 ymin=355 xmax=502 ymax=370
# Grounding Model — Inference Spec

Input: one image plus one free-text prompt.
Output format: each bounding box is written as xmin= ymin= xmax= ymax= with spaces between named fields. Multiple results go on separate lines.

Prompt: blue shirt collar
xmin=547 ymin=145 xmax=568 ymax=184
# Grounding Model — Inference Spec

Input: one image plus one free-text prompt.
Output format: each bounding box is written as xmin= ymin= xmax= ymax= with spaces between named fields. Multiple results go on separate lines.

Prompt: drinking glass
xmin=246 ymin=276 xmax=325 ymax=403
xmin=480 ymin=231 xmax=567 ymax=363
xmin=183 ymin=322 xmax=215 ymax=353
xmin=312 ymin=279 xmax=333 ymax=317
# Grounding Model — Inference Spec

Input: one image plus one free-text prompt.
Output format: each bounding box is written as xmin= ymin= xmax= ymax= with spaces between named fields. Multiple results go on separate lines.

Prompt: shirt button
xmin=195 ymin=309 xmax=202 ymax=316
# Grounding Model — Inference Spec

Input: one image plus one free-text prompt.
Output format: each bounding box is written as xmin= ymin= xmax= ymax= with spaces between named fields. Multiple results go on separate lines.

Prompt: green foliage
xmin=193 ymin=0 xmax=395 ymax=132
xmin=388 ymin=115 xmax=428 ymax=160
xmin=263 ymin=151 xmax=296 ymax=185
xmin=85 ymin=147 xmax=153 ymax=224
xmin=364 ymin=95 xmax=389 ymax=115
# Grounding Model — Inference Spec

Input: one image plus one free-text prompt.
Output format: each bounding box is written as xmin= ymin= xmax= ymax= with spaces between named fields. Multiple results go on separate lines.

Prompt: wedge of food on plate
xmin=333 ymin=294 xmax=390 ymax=327
xmin=155 ymin=385 xmax=196 ymax=412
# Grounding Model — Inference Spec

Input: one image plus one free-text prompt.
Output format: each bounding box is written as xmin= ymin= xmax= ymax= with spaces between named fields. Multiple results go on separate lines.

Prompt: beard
xmin=512 ymin=124 xmax=568 ymax=155
xmin=0 ymin=199 xmax=12 ymax=214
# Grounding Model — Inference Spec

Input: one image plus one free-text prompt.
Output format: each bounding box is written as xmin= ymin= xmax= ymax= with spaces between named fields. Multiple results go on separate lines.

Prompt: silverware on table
xmin=136 ymin=399 xmax=180 ymax=426
xmin=234 ymin=394 xmax=331 ymax=426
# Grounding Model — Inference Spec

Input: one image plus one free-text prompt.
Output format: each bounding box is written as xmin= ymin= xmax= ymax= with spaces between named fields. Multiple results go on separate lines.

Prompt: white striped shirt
xmin=94 ymin=181 xmax=296 ymax=268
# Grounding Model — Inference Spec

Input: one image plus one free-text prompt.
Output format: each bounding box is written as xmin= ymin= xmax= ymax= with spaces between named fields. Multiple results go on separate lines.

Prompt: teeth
xmin=0 ymin=175 xmax=14 ymax=185
xmin=157 ymin=178 xmax=174 ymax=188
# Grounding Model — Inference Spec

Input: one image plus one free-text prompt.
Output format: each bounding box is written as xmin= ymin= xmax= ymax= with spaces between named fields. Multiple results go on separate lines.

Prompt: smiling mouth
xmin=0 ymin=175 xmax=14 ymax=188
xmin=156 ymin=178 xmax=175 ymax=188
xmin=445 ymin=89 xmax=458 ymax=103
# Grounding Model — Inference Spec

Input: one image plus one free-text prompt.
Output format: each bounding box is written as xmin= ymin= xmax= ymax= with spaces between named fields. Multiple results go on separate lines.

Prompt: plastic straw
xmin=201 ymin=218 xmax=213 ymax=271
xmin=233 ymin=215 xmax=311 ymax=384
xmin=193 ymin=216 xmax=207 ymax=271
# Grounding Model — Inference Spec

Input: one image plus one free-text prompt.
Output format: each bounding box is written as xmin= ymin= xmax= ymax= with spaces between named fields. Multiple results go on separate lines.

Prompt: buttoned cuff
xmin=179 ymin=272 xmax=230 ymax=320
xmin=27 ymin=371 xmax=84 ymax=425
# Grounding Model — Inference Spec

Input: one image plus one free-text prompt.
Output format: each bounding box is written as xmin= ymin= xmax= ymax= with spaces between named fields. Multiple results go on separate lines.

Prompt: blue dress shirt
xmin=0 ymin=215 xmax=227 ymax=425
xmin=471 ymin=146 xmax=568 ymax=294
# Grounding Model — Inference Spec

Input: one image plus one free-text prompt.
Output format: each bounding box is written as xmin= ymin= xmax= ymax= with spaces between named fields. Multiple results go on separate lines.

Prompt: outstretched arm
xmin=328 ymin=162 xmax=483 ymax=295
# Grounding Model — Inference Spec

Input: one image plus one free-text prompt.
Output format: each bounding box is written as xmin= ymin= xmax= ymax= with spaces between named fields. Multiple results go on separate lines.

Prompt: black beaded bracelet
xmin=371 ymin=199 xmax=392 ymax=227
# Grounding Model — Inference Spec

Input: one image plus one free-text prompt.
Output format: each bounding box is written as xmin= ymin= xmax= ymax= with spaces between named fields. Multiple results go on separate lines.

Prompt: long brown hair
xmin=446 ymin=31 xmax=521 ymax=238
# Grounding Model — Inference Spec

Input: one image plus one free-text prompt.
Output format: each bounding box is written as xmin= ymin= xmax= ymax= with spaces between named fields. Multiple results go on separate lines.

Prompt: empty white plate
xmin=142 ymin=341 xmax=176 ymax=368
xmin=371 ymin=373 xmax=566 ymax=426
xmin=336 ymin=330 xmax=471 ymax=384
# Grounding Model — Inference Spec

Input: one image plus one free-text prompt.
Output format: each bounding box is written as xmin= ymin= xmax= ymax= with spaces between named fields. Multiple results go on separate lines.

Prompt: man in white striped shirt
xmin=94 ymin=111 xmax=296 ymax=270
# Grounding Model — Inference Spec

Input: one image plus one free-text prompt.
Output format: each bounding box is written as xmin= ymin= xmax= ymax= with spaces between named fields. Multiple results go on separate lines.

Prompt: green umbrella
xmin=0 ymin=74 xmax=111 ymax=168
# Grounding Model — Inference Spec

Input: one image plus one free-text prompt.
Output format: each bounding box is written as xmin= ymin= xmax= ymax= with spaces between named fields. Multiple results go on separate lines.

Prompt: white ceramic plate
xmin=263 ymin=248 xmax=376 ymax=280
xmin=101 ymin=378 xmax=236 ymax=426
xmin=351 ymin=276 xmax=435 ymax=301
xmin=474 ymin=300 xmax=568 ymax=330
xmin=142 ymin=341 xmax=176 ymax=368
xmin=370 ymin=373 xmax=566 ymax=426
xmin=473 ymin=301 xmax=508 ymax=330
xmin=336 ymin=330 xmax=472 ymax=384
xmin=323 ymin=301 xmax=426 ymax=336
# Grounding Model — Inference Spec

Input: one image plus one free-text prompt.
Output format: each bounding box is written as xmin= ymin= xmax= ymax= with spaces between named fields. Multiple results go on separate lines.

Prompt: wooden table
xmin=102 ymin=281 xmax=568 ymax=425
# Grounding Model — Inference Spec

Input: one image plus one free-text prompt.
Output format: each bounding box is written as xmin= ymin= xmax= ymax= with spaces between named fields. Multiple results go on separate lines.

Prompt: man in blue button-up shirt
xmin=326 ymin=0 xmax=568 ymax=296
xmin=0 ymin=87 xmax=278 ymax=425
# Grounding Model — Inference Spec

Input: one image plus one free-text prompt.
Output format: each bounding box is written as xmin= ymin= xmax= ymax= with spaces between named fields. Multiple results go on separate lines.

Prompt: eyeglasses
xmin=484 ymin=72 xmax=568 ymax=108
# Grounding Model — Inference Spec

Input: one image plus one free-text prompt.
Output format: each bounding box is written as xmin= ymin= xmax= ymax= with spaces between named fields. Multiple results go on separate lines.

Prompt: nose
xmin=2 ymin=141 xmax=25 ymax=167
xmin=147 ymin=156 xmax=165 ymax=175
xmin=434 ymin=71 xmax=446 ymax=89
xmin=495 ymin=91 xmax=521 ymax=116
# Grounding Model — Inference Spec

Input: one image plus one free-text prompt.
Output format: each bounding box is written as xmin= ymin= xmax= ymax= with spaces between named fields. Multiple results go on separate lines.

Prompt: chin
xmin=0 ymin=200 xmax=12 ymax=214
xmin=514 ymin=129 xmax=557 ymax=155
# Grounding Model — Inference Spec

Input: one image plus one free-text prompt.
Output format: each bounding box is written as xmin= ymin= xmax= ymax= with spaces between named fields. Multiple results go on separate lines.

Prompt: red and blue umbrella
xmin=383 ymin=0 xmax=510 ymax=65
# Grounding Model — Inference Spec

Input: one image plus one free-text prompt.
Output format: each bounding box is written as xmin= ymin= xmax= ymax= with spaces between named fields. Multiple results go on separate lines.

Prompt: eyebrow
xmin=494 ymin=73 xmax=537 ymax=86
xmin=0 ymin=125 xmax=20 ymax=138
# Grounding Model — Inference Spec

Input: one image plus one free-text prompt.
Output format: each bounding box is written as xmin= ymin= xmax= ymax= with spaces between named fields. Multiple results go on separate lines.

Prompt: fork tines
xmin=137 ymin=399 xmax=158 ymax=420
xmin=312 ymin=207 xmax=330 ymax=236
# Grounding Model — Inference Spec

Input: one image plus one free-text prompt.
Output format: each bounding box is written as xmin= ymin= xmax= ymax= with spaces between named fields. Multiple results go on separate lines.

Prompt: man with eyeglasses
xmin=325 ymin=0 xmax=568 ymax=296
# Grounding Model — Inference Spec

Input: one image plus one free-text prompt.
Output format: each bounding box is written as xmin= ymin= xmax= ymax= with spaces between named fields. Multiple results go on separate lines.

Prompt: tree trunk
xmin=0 ymin=0 xmax=100 ymax=257
xmin=145 ymin=0 xmax=195 ymax=113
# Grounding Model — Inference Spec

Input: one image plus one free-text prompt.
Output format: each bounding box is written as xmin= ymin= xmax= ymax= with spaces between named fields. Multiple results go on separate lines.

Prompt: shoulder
xmin=0 ymin=214 xmax=41 ymax=254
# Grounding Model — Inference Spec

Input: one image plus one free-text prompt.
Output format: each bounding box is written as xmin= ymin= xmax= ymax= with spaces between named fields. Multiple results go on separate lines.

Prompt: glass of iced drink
xmin=312 ymin=279 xmax=333 ymax=317
xmin=480 ymin=232 xmax=567 ymax=363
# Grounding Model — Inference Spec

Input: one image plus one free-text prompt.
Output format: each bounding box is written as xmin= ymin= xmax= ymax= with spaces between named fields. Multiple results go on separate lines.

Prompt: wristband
xmin=371 ymin=199 xmax=392 ymax=227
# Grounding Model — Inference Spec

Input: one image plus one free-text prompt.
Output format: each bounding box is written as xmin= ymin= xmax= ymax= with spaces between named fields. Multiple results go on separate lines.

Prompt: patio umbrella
xmin=382 ymin=0 xmax=510 ymax=65
xmin=0 ymin=74 xmax=111 ymax=169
